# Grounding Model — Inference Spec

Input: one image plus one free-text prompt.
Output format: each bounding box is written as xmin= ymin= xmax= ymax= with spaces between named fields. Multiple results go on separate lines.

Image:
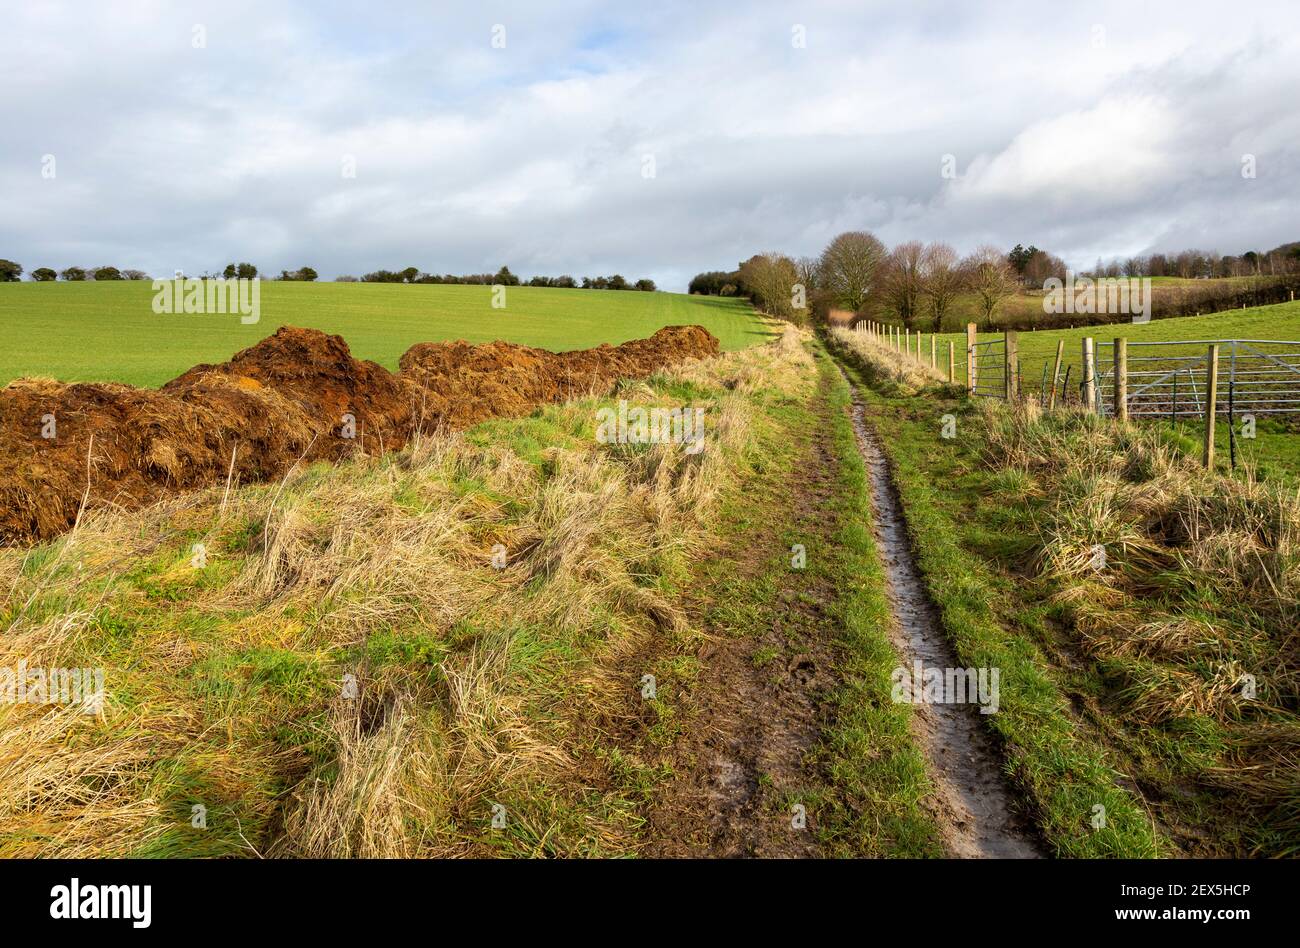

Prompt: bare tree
xmin=964 ymin=244 xmax=1017 ymax=329
xmin=919 ymin=242 xmax=963 ymax=331
xmin=795 ymin=255 xmax=818 ymax=293
xmin=817 ymin=231 xmax=886 ymax=311
xmin=1023 ymin=250 xmax=1067 ymax=286
xmin=882 ymin=241 xmax=925 ymax=327
xmin=739 ymin=252 xmax=801 ymax=321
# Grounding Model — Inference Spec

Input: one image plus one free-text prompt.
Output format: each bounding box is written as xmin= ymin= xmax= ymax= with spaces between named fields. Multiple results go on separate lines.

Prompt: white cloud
xmin=1 ymin=0 xmax=1298 ymax=289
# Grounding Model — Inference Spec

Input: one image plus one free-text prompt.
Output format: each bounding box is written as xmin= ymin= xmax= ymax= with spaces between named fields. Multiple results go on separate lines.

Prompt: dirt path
xmin=845 ymin=386 xmax=1044 ymax=858
xmin=641 ymin=368 xmax=845 ymax=858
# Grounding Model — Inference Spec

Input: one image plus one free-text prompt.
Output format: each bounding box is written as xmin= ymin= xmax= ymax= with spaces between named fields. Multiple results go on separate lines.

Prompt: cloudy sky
xmin=2 ymin=0 xmax=1298 ymax=290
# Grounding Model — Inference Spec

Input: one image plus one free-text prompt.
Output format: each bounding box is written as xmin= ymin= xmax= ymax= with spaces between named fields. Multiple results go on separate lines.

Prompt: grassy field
xmin=0 ymin=281 xmax=773 ymax=388
xmin=931 ymin=300 xmax=1300 ymax=381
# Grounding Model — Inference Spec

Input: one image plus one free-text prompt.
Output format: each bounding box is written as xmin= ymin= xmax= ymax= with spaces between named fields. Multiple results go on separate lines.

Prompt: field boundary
xmin=854 ymin=320 xmax=1300 ymax=468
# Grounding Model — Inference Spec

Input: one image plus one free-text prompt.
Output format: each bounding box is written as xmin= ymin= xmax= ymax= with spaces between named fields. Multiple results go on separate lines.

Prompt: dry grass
xmin=828 ymin=327 xmax=948 ymax=396
xmin=976 ymin=400 xmax=1300 ymax=852
xmin=0 ymin=326 xmax=815 ymax=857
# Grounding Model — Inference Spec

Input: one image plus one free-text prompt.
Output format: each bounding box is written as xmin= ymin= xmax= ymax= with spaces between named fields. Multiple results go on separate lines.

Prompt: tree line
xmin=0 ymin=261 xmax=154 ymax=282
xmin=1089 ymin=241 xmax=1300 ymax=280
xmin=0 ymin=259 xmax=655 ymax=291
xmin=692 ymin=233 xmax=1300 ymax=331
xmin=691 ymin=235 xmax=1033 ymax=330
xmin=345 ymin=265 xmax=654 ymax=291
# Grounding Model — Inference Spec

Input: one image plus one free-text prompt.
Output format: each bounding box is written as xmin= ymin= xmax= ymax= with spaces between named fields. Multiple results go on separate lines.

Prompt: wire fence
xmin=851 ymin=320 xmax=1300 ymax=469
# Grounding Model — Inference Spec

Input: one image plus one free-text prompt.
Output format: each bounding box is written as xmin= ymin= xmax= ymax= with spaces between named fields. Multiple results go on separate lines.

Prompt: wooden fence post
xmin=931 ymin=334 xmax=937 ymax=370
xmin=966 ymin=323 xmax=978 ymax=395
xmin=1082 ymin=338 xmax=1097 ymax=413
xmin=1004 ymin=331 xmax=1019 ymax=400
xmin=1047 ymin=339 xmax=1065 ymax=410
xmin=1114 ymin=338 xmax=1128 ymax=422
xmin=947 ymin=341 xmax=955 ymax=382
xmin=916 ymin=331 xmax=924 ymax=362
xmin=1204 ymin=345 xmax=1219 ymax=468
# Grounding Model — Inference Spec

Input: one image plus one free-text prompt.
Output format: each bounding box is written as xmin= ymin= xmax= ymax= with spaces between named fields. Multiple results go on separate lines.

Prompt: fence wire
xmin=1093 ymin=339 xmax=1300 ymax=418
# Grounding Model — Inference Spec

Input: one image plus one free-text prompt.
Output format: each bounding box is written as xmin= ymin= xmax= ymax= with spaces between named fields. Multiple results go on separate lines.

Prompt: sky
xmin=2 ymin=0 xmax=1298 ymax=292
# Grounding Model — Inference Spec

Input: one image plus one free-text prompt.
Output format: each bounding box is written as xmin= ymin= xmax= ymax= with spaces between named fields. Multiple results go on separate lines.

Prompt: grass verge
xmin=832 ymin=334 xmax=1299 ymax=856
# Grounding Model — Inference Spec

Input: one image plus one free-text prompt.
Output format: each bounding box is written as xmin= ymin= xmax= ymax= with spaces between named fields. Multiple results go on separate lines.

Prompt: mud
xmin=846 ymin=390 xmax=1044 ymax=859
xmin=641 ymin=367 xmax=844 ymax=858
xmin=0 ymin=325 xmax=719 ymax=545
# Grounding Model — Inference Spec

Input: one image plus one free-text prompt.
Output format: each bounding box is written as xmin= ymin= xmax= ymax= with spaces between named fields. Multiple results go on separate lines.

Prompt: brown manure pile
xmin=0 ymin=325 xmax=720 ymax=544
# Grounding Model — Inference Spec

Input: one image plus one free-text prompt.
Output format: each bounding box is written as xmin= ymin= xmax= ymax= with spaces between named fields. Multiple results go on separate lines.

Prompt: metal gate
xmin=1093 ymin=339 xmax=1300 ymax=418
xmin=969 ymin=337 xmax=1007 ymax=399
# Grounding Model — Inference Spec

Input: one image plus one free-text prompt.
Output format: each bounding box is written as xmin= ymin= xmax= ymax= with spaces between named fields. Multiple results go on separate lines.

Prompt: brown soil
xmin=640 ymin=364 xmax=845 ymax=858
xmin=0 ymin=325 xmax=719 ymax=545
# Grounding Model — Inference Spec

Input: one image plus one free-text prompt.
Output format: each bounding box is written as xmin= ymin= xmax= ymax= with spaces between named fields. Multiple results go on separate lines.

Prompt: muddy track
xmin=842 ymin=379 xmax=1044 ymax=859
xmin=642 ymin=366 xmax=844 ymax=858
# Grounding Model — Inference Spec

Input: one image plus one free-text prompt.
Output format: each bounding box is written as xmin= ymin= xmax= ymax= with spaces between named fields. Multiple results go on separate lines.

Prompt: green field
xmin=0 ymin=281 xmax=772 ymax=388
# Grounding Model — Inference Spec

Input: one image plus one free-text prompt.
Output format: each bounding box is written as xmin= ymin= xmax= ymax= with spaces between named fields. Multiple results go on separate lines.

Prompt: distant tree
xmin=223 ymin=263 xmax=237 ymax=279
xmin=122 ymin=269 xmax=150 ymax=280
xmin=963 ymin=245 xmax=1016 ymax=329
xmin=235 ymin=262 xmax=257 ymax=279
xmin=31 ymin=267 xmax=57 ymax=281
xmin=0 ymin=259 xmax=22 ymax=282
xmin=494 ymin=266 xmax=520 ymax=286
xmin=1022 ymin=250 xmax=1067 ymax=286
xmin=334 ymin=274 xmax=359 ymax=282
xmin=919 ymin=243 xmax=964 ymax=331
xmin=688 ymin=270 xmax=739 ymax=295
xmin=93 ymin=266 xmax=123 ymax=281
xmin=1007 ymin=244 xmax=1040 ymax=275
xmin=298 ymin=266 xmax=318 ymax=282
xmin=400 ymin=266 xmax=419 ymax=283
xmin=795 ymin=256 xmax=818 ymax=293
xmin=634 ymin=278 xmax=656 ymax=291
xmin=607 ymin=274 xmax=628 ymax=290
xmin=817 ymin=231 xmax=887 ymax=311
xmin=60 ymin=266 xmax=87 ymax=281
xmin=554 ymin=275 xmax=577 ymax=288
xmin=739 ymin=252 xmax=800 ymax=320
xmin=592 ymin=276 xmax=609 ymax=290
xmin=882 ymin=241 xmax=925 ymax=326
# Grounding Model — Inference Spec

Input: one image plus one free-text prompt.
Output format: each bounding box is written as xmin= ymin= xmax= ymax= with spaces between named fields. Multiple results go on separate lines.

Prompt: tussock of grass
xmin=957 ymin=397 xmax=1299 ymax=854
xmin=0 ymin=327 xmax=815 ymax=857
